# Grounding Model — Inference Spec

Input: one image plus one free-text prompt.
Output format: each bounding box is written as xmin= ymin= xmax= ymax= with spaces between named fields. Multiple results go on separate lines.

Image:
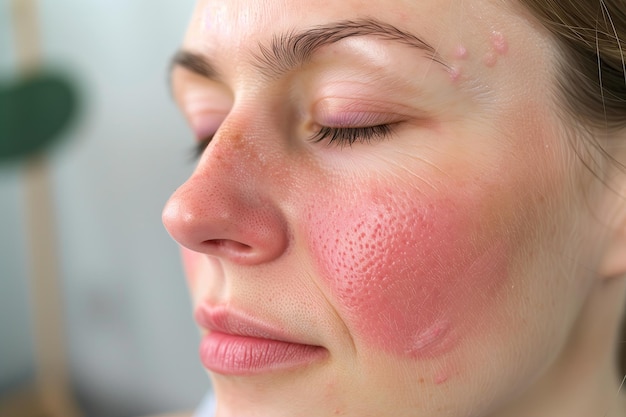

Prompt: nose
xmin=162 ymin=123 xmax=290 ymax=265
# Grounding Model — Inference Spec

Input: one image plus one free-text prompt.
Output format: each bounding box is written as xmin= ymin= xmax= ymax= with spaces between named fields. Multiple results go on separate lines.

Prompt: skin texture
xmin=305 ymin=178 xmax=513 ymax=360
xmin=163 ymin=0 xmax=626 ymax=416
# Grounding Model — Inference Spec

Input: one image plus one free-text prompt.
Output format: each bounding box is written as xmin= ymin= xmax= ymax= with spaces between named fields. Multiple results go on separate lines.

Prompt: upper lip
xmin=194 ymin=304 xmax=311 ymax=344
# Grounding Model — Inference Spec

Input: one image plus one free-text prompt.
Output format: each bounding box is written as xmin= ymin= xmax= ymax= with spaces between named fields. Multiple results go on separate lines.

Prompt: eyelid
xmin=178 ymin=90 xmax=231 ymax=156
xmin=175 ymin=74 xmax=233 ymax=127
xmin=181 ymin=90 xmax=231 ymax=123
xmin=312 ymin=97 xmax=412 ymax=127
xmin=188 ymin=112 xmax=225 ymax=139
xmin=316 ymin=110 xmax=399 ymax=128
xmin=184 ymin=109 xmax=227 ymax=162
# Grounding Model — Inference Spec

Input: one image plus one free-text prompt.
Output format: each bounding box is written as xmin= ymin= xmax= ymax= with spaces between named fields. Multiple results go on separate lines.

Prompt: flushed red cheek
xmin=305 ymin=185 xmax=510 ymax=358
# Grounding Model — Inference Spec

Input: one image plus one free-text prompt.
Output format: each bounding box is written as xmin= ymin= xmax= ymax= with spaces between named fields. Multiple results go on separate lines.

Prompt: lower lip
xmin=199 ymin=332 xmax=326 ymax=375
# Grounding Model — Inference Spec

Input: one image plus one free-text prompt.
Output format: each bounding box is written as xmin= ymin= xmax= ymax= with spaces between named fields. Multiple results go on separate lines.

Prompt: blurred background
xmin=0 ymin=0 xmax=210 ymax=416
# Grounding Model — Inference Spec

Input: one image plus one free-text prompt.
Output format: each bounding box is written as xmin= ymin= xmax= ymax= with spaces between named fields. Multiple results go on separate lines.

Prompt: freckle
xmin=491 ymin=31 xmax=508 ymax=55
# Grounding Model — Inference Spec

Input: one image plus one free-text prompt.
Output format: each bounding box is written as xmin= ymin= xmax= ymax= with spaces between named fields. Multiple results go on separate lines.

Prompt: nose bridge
xmin=162 ymin=115 xmax=290 ymax=265
xmin=200 ymin=112 xmax=292 ymax=206
xmin=202 ymin=119 xmax=272 ymax=193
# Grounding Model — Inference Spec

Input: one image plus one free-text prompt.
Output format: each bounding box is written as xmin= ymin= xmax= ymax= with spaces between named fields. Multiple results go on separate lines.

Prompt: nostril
xmin=201 ymin=239 xmax=258 ymax=262
xmin=203 ymin=239 xmax=253 ymax=253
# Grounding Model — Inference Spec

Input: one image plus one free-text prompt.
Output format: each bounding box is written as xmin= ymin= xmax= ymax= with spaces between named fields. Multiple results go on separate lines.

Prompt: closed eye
xmin=310 ymin=124 xmax=394 ymax=147
xmin=191 ymin=123 xmax=396 ymax=161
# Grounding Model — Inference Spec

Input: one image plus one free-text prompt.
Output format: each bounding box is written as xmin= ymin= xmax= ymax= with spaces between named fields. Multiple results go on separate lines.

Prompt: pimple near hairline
xmin=444 ymin=30 xmax=510 ymax=82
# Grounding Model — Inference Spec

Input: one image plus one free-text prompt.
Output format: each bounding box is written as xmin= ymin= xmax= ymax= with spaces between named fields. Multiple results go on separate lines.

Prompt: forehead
xmin=184 ymin=0 xmax=509 ymax=53
xmin=180 ymin=0 xmax=557 ymax=121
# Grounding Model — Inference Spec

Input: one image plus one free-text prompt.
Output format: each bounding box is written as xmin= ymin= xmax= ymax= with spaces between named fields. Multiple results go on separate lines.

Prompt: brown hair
xmin=518 ymin=0 xmax=626 ymax=132
xmin=517 ymin=0 xmax=626 ymax=371
xmin=519 ymin=0 xmax=626 ymax=179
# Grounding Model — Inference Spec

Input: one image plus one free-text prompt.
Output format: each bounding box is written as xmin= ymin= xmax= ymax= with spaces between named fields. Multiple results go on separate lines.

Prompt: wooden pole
xmin=9 ymin=1 xmax=82 ymax=416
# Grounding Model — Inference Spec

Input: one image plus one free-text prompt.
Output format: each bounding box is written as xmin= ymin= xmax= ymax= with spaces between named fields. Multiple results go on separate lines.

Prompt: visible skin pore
xmin=305 ymin=180 xmax=512 ymax=360
xmin=163 ymin=0 xmax=626 ymax=416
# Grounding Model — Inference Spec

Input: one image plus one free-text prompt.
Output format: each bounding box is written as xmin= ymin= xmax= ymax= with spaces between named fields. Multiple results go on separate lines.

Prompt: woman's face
xmin=163 ymin=0 xmax=608 ymax=415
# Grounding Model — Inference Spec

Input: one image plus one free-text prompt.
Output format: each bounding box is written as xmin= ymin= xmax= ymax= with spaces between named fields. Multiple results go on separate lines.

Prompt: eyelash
xmin=310 ymin=124 xmax=394 ymax=147
xmin=190 ymin=124 xmax=394 ymax=160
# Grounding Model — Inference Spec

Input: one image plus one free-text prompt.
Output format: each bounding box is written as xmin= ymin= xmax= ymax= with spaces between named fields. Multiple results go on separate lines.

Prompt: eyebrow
xmin=170 ymin=18 xmax=448 ymax=82
xmin=170 ymin=49 xmax=219 ymax=80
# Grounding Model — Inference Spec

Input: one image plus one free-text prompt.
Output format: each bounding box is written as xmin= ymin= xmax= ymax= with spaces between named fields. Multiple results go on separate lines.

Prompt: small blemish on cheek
xmin=454 ymin=45 xmax=469 ymax=60
xmin=491 ymin=31 xmax=509 ymax=55
xmin=449 ymin=67 xmax=462 ymax=82
xmin=482 ymin=31 xmax=509 ymax=68
xmin=449 ymin=45 xmax=468 ymax=81
xmin=434 ymin=373 xmax=450 ymax=385
xmin=408 ymin=320 xmax=451 ymax=354
xmin=483 ymin=51 xmax=498 ymax=68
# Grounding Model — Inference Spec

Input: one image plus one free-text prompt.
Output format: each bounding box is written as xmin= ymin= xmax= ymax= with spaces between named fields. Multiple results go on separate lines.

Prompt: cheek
xmin=304 ymin=183 xmax=511 ymax=358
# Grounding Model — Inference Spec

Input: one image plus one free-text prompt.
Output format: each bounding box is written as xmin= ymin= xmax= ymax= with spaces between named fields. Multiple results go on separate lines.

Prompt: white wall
xmin=1 ymin=1 xmax=210 ymax=416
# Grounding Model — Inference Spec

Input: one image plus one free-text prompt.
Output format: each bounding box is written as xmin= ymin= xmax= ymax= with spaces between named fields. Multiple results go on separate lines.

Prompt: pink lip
xmin=195 ymin=305 xmax=327 ymax=375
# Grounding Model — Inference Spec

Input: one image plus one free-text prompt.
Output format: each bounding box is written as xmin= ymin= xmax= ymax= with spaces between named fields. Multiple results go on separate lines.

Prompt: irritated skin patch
xmin=454 ymin=45 xmax=469 ymax=60
xmin=450 ymin=46 xmax=468 ymax=80
xmin=483 ymin=30 xmax=509 ymax=67
xmin=449 ymin=32 xmax=509 ymax=78
xmin=491 ymin=31 xmax=509 ymax=55
xmin=304 ymin=182 xmax=511 ymax=359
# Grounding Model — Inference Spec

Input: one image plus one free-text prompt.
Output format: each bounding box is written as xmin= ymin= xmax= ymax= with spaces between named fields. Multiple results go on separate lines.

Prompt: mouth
xmin=194 ymin=305 xmax=327 ymax=376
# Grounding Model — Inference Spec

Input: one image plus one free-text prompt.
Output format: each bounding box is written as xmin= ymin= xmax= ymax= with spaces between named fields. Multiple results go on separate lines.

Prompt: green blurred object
xmin=0 ymin=72 xmax=77 ymax=163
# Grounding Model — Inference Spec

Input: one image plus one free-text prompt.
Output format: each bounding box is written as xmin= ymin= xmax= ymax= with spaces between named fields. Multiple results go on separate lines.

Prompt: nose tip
xmin=162 ymin=175 xmax=290 ymax=265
